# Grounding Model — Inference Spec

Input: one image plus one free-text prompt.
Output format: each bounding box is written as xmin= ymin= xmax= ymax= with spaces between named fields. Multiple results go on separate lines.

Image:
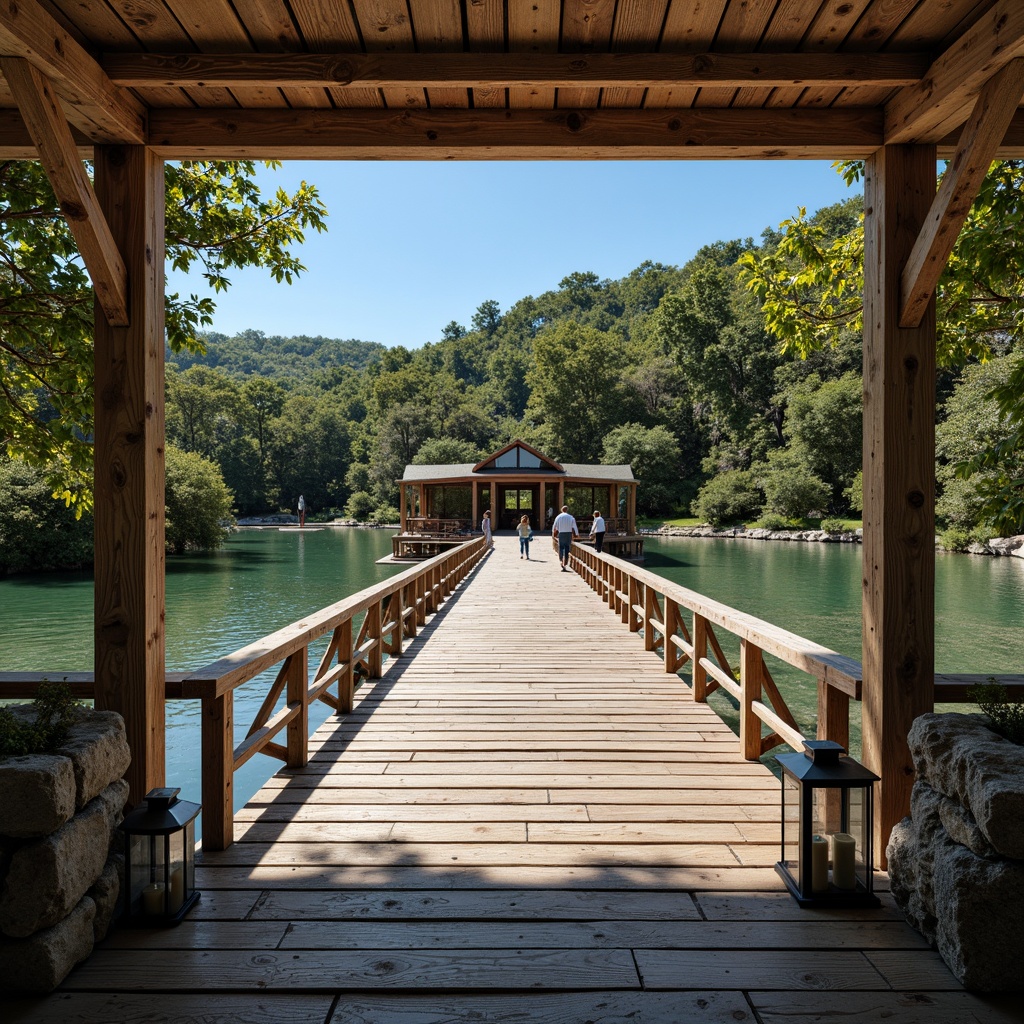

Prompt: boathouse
xmin=394 ymin=440 xmax=642 ymax=559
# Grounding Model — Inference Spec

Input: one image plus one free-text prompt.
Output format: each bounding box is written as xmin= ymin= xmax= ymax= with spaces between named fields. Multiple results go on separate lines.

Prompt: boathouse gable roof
xmin=400 ymin=441 xmax=634 ymax=484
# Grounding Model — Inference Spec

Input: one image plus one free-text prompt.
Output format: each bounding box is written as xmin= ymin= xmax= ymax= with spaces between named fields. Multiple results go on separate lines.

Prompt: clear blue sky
xmin=166 ymin=161 xmax=861 ymax=350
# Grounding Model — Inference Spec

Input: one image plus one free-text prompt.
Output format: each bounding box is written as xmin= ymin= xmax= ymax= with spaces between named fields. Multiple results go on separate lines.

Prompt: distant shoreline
xmin=644 ymin=525 xmax=1024 ymax=558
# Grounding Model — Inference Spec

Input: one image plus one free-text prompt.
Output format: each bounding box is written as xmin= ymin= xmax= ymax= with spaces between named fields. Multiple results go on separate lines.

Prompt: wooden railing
xmin=0 ymin=537 xmax=488 ymax=851
xmin=403 ymin=517 xmax=472 ymax=536
xmin=569 ymin=544 xmax=1024 ymax=760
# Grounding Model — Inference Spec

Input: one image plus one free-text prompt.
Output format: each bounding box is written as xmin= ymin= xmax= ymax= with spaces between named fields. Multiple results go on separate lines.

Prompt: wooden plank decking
xmin=11 ymin=537 xmax=1020 ymax=1023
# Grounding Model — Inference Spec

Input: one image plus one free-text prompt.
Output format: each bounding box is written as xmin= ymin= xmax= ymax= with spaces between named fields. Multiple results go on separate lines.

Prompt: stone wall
xmin=0 ymin=708 xmax=130 ymax=993
xmin=887 ymin=713 xmax=1024 ymax=992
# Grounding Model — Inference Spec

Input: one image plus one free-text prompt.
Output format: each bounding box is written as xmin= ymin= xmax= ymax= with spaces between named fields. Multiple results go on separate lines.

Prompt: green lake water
xmin=1 ymin=530 xmax=1021 ymax=823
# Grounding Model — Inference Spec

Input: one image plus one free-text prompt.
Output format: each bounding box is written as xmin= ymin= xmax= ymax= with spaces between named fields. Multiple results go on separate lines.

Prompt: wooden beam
xmin=886 ymin=0 xmax=1024 ymax=144
xmin=146 ymin=107 xmax=884 ymax=160
xmin=861 ymin=145 xmax=937 ymax=868
xmin=93 ymin=145 xmax=166 ymax=808
xmin=2 ymin=59 xmax=128 ymax=326
xmin=900 ymin=59 xmax=1024 ymax=329
xmin=102 ymin=51 xmax=929 ymax=90
xmin=0 ymin=0 xmax=145 ymax=144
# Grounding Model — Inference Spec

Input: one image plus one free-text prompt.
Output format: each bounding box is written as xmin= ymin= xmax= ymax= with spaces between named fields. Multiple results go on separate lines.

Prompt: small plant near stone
xmin=820 ymin=517 xmax=847 ymax=533
xmin=755 ymin=513 xmax=791 ymax=530
xmin=0 ymin=679 xmax=82 ymax=757
xmin=968 ymin=679 xmax=1024 ymax=745
xmin=940 ymin=527 xmax=971 ymax=552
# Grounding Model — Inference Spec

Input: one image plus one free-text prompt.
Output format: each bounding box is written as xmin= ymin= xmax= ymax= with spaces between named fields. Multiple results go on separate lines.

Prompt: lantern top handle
xmin=802 ymin=740 xmax=847 ymax=765
xmin=144 ymin=787 xmax=181 ymax=812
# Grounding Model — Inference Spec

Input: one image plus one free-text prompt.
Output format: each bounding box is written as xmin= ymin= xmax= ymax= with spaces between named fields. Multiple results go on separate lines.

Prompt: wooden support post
xmin=367 ymin=600 xmax=383 ymax=678
xmin=92 ymin=145 xmax=166 ymax=808
xmin=693 ymin=614 xmax=709 ymax=701
xmin=201 ymin=692 xmax=233 ymax=851
xmin=627 ymin=575 xmax=640 ymax=630
xmin=862 ymin=144 xmax=937 ymax=864
xmin=664 ymin=599 xmax=679 ymax=673
xmin=740 ymin=640 xmax=763 ymax=761
xmin=285 ymin=648 xmax=308 ymax=769
xmin=338 ymin=618 xmax=354 ymax=714
xmin=399 ymin=484 xmax=407 ymax=532
xmin=643 ymin=585 xmax=657 ymax=649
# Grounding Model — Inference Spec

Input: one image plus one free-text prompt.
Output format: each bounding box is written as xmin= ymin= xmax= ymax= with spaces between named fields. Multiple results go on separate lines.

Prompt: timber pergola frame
xmin=3 ymin=0 xmax=1023 ymax=861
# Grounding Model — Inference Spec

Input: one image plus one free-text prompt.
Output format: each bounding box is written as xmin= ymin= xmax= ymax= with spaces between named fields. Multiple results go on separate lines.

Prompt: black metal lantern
xmin=119 ymin=787 xmax=201 ymax=926
xmin=776 ymin=740 xmax=880 ymax=908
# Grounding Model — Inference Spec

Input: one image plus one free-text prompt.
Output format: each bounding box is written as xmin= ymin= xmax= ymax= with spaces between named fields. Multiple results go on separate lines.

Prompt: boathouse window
xmin=485 ymin=444 xmax=547 ymax=470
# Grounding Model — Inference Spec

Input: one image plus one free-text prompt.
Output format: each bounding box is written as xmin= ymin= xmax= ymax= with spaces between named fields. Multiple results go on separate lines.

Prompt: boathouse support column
xmin=93 ymin=145 xmax=167 ymax=807
xmin=861 ymin=144 xmax=937 ymax=863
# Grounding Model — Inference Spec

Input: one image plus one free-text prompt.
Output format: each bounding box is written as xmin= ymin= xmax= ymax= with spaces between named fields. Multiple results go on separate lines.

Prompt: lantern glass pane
xmin=781 ymin=772 xmax=800 ymax=875
xmin=849 ymin=786 xmax=869 ymax=877
xmin=184 ymin=820 xmax=196 ymax=894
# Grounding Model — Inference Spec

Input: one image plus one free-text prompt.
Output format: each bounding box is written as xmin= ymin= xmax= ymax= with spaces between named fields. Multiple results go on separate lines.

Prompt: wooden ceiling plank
xmin=560 ymin=0 xmax=616 ymax=108
xmin=145 ymin=105 xmax=885 ymax=160
xmin=47 ymin=0 xmax=140 ymax=50
xmin=288 ymin=0 xmax=382 ymax=108
xmin=899 ymin=57 xmax=1024 ymax=328
xmin=1 ymin=57 xmax=127 ymax=325
xmin=0 ymin=0 xmax=145 ymax=143
xmin=101 ymin=51 xmax=930 ymax=89
xmin=694 ymin=0 xmax=777 ymax=109
xmin=601 ymin=0 xmax=669 ymax=109
xmin=465 ymin=0 xmax=506 ymax=108
xmin=508 ymin=0 xmax=560 ymax=109
xmin=886 ymin=0 xmax=1024 ymax=143
xmin=790 ymin=0 xmax=873 ymax=108
xmin=647 ymin=0 xmax=728 ymax=109
xmin=409 ymin=0 xmax=468 ymax=110
xmin=350 ymin=0 xmax=424 ymax=109
xmin=734 ymin=0 xmax=815 ymax=109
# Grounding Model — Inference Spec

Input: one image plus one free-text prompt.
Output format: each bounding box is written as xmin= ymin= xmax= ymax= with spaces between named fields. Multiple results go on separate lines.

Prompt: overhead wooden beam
xmin=103 ymin=50 xmax=929 ymax=91
xmin=900 ymin=59 xmax=1024 ymax=329
xmin=146 ymin=107 xmax=884 ymax=160
xmin=0 ymin=0 xmax=145 ymax=144
xmin=886 ymin=0 xmax=1024 ymax=144
xmin=2 ymin=58 xmax=128 ymax=327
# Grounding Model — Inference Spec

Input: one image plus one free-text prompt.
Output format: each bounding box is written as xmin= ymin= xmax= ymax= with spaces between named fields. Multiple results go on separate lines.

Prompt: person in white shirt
xmin=481 ymin=509 xmax=493 ymax=548
xmin=590 ymin=510 xmax=606 ymax=553
xmin=551 ymin=505 xmax=579 ymax=571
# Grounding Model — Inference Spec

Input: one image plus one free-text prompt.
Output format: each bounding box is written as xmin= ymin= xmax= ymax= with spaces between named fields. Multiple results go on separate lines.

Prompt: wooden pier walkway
xmin=13 ymin=537 xmax=1018 ymax=1023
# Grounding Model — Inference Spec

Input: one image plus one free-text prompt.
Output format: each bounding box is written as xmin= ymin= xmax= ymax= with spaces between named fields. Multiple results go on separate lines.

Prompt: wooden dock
xmin=11 ymin=537 xmax=1018 ymax=1023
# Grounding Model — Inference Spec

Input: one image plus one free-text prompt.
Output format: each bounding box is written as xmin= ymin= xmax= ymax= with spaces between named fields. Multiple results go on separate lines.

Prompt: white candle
xmin=142 ymin=882 xmax=165 ymax=916
xmin=169 ymin=867 xmax=185 ymax=912
xmin=832 ymin=832 xmax=857 ymax=890
xmin=811 ymin=834 xmax=828 ymax=893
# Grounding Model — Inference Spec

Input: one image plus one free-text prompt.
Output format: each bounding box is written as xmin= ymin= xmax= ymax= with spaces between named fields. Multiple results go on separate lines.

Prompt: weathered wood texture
xmin=91 ymin=144 xmax=166 ymax=807
xmin=862 ymin=145 xmax=938 ymax=867
xmin=43 ymin=536 xmax=983 ymax=1020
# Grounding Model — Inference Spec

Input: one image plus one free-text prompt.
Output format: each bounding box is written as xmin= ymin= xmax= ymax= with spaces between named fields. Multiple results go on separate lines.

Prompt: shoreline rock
xmin=643 ymin=525 xmax=1024 ymax=557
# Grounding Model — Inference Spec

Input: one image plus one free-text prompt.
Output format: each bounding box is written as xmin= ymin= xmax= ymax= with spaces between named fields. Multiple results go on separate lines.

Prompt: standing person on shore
xmin=297 ymin=494 xmax=306 ymax=529
xmin=551 ymin=505 xmax=578 ymax=572
xmin=590 ymin=510 xmax=606 ymax=553
xmin=481 ymin=509 xmax=493 ymax=549
xmin=517 ymin=514 xmax=533 ymax=560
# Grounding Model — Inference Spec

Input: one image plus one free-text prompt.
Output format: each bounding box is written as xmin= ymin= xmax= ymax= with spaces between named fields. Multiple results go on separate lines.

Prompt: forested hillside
xmin=4 ymin=161 xmax=1023 ymax=572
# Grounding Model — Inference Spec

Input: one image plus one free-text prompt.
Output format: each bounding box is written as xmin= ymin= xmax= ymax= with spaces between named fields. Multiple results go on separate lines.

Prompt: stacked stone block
xmin=0 ymin=708 xmax=130 ymax=992
xmin=887 ymin=712 xmax=1024 ymax=992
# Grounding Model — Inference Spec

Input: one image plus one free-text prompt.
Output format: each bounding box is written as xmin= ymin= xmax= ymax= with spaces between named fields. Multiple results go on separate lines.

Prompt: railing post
xmin=338 ymin=618 xmax=354 ymax=714
xmin=626 ymin=575 xmax=639 ymax=629
xmin=390 ymin=588 xmax=404 ymax=656
xmin=606 ymin=561 xmax=616 ymax=611
xmin=818 ymin=682 xmax=850 ymax=750
xmin=740 ymin=639 xmax=763 ymax=760
xmin=692 ymin=613 xmax=709 ymax=701
xmin=644 ymin=584 xmax=657 ymax=651
xmin=201 ymin=691 xmax=234 ymax=851
xmin=367 ymin=600 xmax=383 ymax=678
xmin=286 ymin=648 xmax=308 ymax=769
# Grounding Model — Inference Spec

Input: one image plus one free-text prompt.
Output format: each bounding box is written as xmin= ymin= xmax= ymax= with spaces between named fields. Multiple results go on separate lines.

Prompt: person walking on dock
xmin=552 ymin=505 xmax=578 ymax=571
xmin=297 ymin=494 xmax=306 ymax=529
xmin=517 ymin=514 xmax=533 ymax=559
xmin=590 ymin=510 xmax=606 ymax=553
xmin=481 ymin=509 xmax=493 ymax=549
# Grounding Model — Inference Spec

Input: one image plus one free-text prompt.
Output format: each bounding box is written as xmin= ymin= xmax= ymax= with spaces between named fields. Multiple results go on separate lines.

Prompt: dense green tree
xmin=164 ymin=445 xmax=235 ymax=554
xmin=1 ymin=160 xmax=326 ymax=509
xmin=413 ymin=438 xmax=483 ymax=465
xmin=527 ymin=321 xmax=626 ymax=461
xmin=602 ymin=423 xmax=682 ymax=515
xmin=691 ymin=470 xmax=763 ymax=527
xmin=758 ymin=450 xmax=832 ymax=520
xmin=471 ymin=299 xmax=503 ymax=338
xmin=0 ymin=460 xmax=94 ymax=574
